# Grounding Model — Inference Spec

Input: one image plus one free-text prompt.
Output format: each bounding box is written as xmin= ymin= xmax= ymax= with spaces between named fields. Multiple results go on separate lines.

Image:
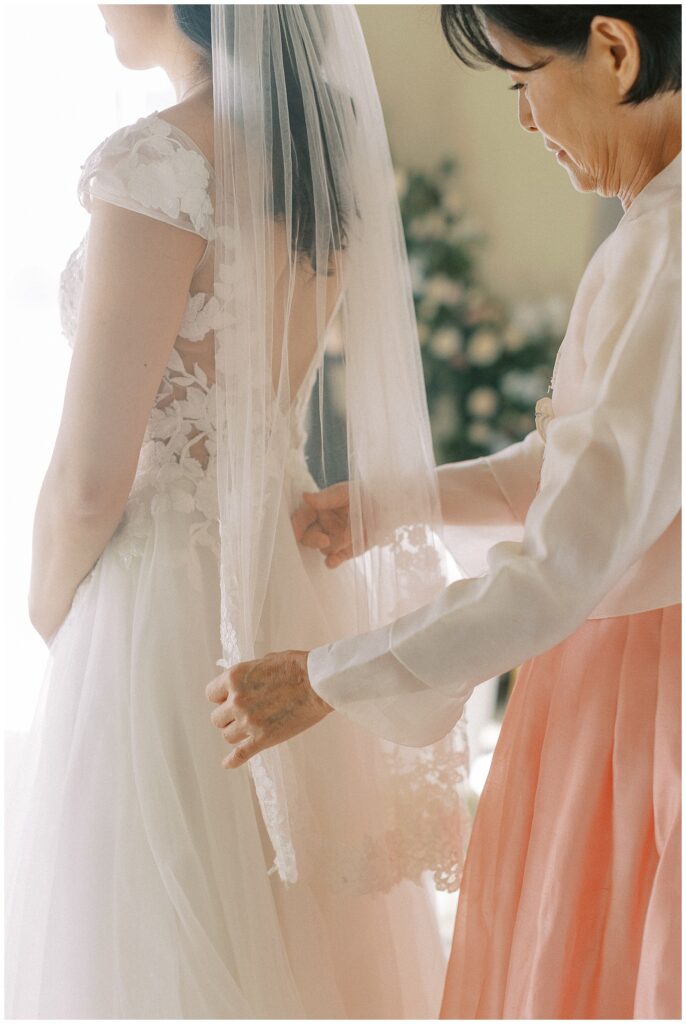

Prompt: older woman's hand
xmin=291 ymin=483 xmax=356 ymax=568
xmin=206 ymin=651 xmax=332 ymax=768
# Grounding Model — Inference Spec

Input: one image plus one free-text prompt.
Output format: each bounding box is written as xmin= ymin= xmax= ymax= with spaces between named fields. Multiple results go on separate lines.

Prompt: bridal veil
xmin=211 ymin=4 xmax=469 ymax=889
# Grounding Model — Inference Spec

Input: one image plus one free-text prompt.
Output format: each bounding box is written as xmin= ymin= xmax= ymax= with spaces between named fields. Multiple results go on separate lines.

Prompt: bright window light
xmin=1 ymin=4 xmax=174 ymax=732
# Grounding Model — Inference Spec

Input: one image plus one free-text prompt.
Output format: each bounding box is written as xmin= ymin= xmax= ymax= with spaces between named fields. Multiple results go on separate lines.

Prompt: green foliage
xmin=397 ymin=160 xmax=565 ymax=464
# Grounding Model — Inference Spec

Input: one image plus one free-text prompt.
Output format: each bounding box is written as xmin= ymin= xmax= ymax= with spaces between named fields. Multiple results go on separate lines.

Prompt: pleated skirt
xmin=442 ymin=604 xmax=681 ymax=1020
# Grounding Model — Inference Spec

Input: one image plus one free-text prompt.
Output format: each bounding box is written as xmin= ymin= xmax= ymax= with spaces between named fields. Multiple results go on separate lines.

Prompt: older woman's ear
xmin=588 ymin=16 xmax=642 ymax=104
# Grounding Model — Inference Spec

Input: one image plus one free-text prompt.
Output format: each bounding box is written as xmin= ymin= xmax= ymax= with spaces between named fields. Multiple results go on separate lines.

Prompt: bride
xmin=6 ymin=5 xmax=469 ymax=1019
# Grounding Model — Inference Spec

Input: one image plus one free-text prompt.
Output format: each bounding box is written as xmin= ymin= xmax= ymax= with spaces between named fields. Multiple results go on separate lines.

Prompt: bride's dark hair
xmin=173 ymin=4 xmax=352 ymax=270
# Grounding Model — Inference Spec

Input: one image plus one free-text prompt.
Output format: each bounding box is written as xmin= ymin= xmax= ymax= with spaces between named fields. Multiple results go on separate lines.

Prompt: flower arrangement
xmin=397 ymin=160 xmax=566 ymax=464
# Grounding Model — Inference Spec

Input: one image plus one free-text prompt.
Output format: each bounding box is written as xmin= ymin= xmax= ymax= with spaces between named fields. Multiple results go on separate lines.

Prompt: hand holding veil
xmin=211 ymin=4 xmax=469 ymax=892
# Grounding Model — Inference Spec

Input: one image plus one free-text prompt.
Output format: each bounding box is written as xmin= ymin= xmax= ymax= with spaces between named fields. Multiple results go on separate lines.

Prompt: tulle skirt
xmin=5 ymin=500 xmax=446 ymax=1019
xmin=442 ymin=604 xmax=681 ymax=1020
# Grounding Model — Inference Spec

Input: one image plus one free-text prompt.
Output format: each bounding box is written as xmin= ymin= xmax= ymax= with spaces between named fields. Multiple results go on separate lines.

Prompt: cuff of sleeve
xmin=308 ymin=630 xmax=468 ymax=748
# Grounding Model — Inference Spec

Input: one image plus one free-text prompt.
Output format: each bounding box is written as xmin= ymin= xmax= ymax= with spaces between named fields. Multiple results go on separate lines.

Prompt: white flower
xmin=511 ymin=302 xmax=547 ymax=336
xmin=394 ymin=168 xmax=409 ymax=199
xmin=431 ymin=395 xmax=459 ymax=440
xmin=467 ymin=386 xmax=499 ymax=418
xmin=408 ymin=256 xmax=425 ymax=291
xmin=179 ymin=387 xmax=212 ymax=428
xmin=418 ymin=296 xmax=438 ymax=320
xmin=155 ymin=460 xmax=194 ymax=489
xmin=541 ymin=295 xmax=569 ymax=336
xmin=417 ymin=322 xmax=431 ymax=347
xmin=168 ymin=427 xmax=194 ymax=459
xmin=535 ymin=396 xmax=555 ymax=442
xmin=467 ymin=421 xmax=491 ymax=446
xmin=150 ymin=488 xmax=195 ymax=516
xmin=215 ymin=224 xmax=239 ymax=251
xmin=172 ymin=149 xmax=213 ymax=231
xmin=180 ymin=293 xmax=224 ymax=342
xmin=122 ymin=143 xmax=212 ymax=235
xmin=443 ymin=189 xmax=463 ymax=216
xmin=431 ymin=327 xmax=463 ymax=360
xmin=166 ymin=347 xmax=186 ymax=375
xmin=410 ymin=211 xmax=445 ymax=241
xmin=450 ymin=216 xmax=481 ymax=242
xmin=215 ymin=259 xmax=242 ymax=309
xmin=148 ymin=404 xmax=183 ymax=442
xmin=501 ymin=369 xmax=550 ymax=405
xmin=194 ymin=477 xmax=219 ymax=520
xmin=487 ymin=429 xmax=512 ymax=453
xmin=517 ymin=412 xmax=535 ymax=435
xmin=467 ymin=329 xmax=501 ymax=366
xmin=329 ymin=361 xmax=347 ymax=416
xmin=144 ymin=116 xmax=172 ymax=138
xmin=502 ymin=325 xmax=528 ymax=352
xmin=171 ymin=489 xmax=196 ymax=514
xmin=425 ymin=275 xmax=463 ymax=307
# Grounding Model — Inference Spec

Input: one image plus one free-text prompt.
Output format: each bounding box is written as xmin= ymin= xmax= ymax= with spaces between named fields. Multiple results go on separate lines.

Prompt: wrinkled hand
xmin=291 ymin=482 xmax=361 ymax=568
xmin=206 ymin=650 xmax=332 ymax=769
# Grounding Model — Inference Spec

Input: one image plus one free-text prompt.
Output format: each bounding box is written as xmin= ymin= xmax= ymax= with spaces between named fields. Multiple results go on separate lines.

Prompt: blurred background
xmin=1 ymin=1 xmax=622 ymax=947
xmin=358 ymin=6 xmax=621 ymax=937
xmin=360 ymin=4 xmax=620 ymax=303
xmin=362 ymin=2 xmax=620 ymax=825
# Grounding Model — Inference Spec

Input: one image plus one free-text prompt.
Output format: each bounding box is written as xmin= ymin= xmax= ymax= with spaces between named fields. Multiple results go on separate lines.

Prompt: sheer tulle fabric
xmin=6 ymin=519 xmax=445 ymax=1018
xmin=5 ymin=4 xmax=467 ymax=1018
xmin=210 ymin=5 xmax=468 ymax=886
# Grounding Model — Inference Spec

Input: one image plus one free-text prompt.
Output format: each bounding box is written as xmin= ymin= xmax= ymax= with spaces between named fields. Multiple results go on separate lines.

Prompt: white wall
xmin=357 ymin=4 xmax=618 ymax=306
xmin=1 ymin=4 xmax=174 ymax=731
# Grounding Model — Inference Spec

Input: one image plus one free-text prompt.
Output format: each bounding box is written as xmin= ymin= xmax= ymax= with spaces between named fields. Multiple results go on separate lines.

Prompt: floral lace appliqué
xmin=79 ymin=114 xmax=214 ymax=238
xmin=319 ymin=742 xmax=470 ymax=896
xmin=59 ymin=115 xmax=223 ymax=576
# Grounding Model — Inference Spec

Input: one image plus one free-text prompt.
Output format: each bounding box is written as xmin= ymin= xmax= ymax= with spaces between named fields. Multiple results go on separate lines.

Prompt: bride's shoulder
xmin=155 ymin=95 xmax=214 ymax=171
xmin=80 ymin=103 xmax=213 ymax=181
xmin=77 ymin=105 xmax=215 ymax=236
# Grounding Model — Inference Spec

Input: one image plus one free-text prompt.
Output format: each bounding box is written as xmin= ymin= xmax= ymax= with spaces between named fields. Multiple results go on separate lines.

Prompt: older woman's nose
xmin=518 ymin=91 xmax=537 ymax=133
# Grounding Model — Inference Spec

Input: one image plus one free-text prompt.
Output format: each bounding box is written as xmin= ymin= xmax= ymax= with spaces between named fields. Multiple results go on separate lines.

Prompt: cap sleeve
xmin=78 ymin=115 xmax=214 ymax=240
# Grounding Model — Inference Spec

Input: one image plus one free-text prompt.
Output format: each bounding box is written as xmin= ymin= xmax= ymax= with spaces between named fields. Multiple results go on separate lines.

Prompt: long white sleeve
xmin=309 ymin=186 xmax=681 ymax=747
xmin=437 ymin=431 xmax=544 ymax=580
xmin=438 ymin=430 xmax=544 ymax=528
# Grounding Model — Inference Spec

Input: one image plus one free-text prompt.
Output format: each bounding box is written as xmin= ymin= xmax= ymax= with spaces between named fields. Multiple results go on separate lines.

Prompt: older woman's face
xmin=485 ymin=21 xmax=633 ymax=196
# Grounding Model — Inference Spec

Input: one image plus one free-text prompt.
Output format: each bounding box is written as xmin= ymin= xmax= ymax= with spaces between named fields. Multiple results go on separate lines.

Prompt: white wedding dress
xmin=5 ymin=114 xmax=458 ymax=1020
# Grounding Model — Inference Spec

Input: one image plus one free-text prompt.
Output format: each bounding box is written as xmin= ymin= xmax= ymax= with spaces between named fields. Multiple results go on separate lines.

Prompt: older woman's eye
xmin=509 ymin=83 xmax=525 ymax=92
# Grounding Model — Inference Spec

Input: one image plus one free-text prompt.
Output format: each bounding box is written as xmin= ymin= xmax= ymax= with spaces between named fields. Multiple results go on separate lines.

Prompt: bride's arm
xmin=29 ymin=200 xmax=205 ymax=642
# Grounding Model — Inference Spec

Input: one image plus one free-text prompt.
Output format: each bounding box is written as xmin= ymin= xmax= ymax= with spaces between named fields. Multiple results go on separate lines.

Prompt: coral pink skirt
xmin=442 ymin=605 xmax=681 ymax=1020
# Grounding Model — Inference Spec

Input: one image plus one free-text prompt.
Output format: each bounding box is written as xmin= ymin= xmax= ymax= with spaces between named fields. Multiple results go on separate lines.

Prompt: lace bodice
xmin=58 ymin=113 xmax=227 ymax=566
xmin=55 ymin=112 xmax=471 ymax=901
xmin=58 ymin=112 xmax=314 ymax=570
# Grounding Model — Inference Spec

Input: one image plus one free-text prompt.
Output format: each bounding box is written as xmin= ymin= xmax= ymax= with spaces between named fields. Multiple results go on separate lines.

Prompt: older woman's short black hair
xmin=440 ymin=6 xmax=681 ymax=105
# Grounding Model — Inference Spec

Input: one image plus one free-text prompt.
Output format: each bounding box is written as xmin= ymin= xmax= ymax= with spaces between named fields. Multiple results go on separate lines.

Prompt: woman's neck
xmin=166 ymin=62 xmax=212 ymax=104
xmin=618 ymin=102 xmax=681 ymax=210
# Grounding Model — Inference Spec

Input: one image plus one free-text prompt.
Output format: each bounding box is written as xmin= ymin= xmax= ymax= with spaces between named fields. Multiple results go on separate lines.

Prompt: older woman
xmin=208 ymin=6 xmax=681 ymax=1018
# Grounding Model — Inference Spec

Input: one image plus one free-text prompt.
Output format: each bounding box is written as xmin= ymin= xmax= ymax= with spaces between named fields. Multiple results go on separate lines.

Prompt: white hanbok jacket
xmin=308 ymin=154 xmax=681 ymax=748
